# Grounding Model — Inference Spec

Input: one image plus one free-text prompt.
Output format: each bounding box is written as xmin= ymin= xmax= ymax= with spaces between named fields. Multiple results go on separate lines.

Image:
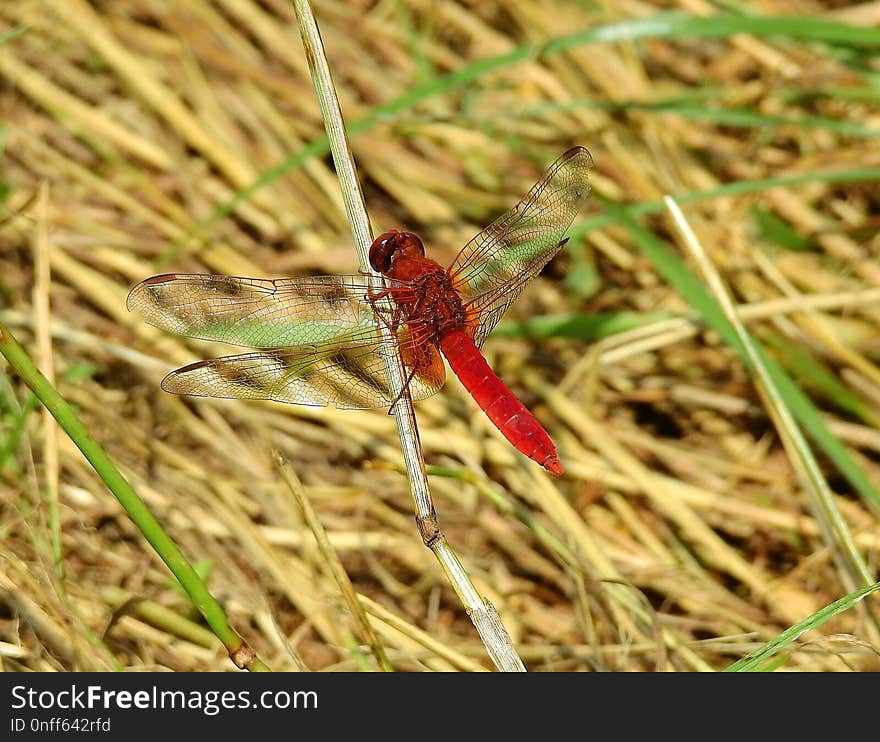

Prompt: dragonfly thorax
xmin=370 ymin=230 xmax=469 ymax=335
xmin=396 ymin=269 xmax=467 ymax=339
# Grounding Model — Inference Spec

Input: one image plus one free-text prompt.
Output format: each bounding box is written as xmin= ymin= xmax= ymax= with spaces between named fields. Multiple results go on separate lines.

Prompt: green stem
xmin=725 ymin=581 xmax=880 ymax=671
xmin=0 ymin=322 xmax=269 ymax=671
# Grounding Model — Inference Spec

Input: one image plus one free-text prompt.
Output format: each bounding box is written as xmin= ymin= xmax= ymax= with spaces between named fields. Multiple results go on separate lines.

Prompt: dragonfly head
xmin=369 ymin=230 xmax=425 ymax=274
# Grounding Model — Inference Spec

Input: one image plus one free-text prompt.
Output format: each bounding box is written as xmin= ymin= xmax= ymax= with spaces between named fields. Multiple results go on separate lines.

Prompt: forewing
xmin=127 ymin=273 xmax=385 ymax=348
xmin=465 ymin=238 xmax=568 ymax=347
xmin=161 ymin=331 xmax=445 ymax=410
xmin=448 ymin=146 xmax=593 ymax=345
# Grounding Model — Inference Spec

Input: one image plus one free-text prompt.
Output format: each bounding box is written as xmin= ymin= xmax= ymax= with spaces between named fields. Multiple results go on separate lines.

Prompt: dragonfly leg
xmin=364 ymin=283 xmax=430 ymax=413
xmin=369 ymin=301 xmax=402 ymax=337
xmin=364 ymin=284 xmax=401 ymax=331
xmin=387 ymin=361 xmax=420 ymax=415
xmin=365 ymin=284 xmax=393 ymax=304
xmin=386 ymin=327 xmax=436 ymax=413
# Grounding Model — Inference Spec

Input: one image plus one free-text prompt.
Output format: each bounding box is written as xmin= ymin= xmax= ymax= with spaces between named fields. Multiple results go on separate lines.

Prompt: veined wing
xmin=448 ymin=146 xmax=593 ymax=347
xmin=465 ymin=238 xmax=568 ymax=348
xmin=127 ymin=273 xmax=390 ymax=349
xmin=160 ymin=325 xmax=445 ymax=410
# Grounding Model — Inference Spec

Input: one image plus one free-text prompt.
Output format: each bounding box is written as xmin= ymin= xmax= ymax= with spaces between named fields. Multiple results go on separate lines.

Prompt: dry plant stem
xmin=289 ymin=0 xmax=525 ymax=671
xmin=289 ymin=0 xmax=431 ymax=517
xmin=663 ymin=197 xmax=877 ymax=607
xmin=0 ymin=323 xmax=269 ymax=671
xmin=31 ymin=182 xmax=62 ymax=576
xmin=276 ymin=454 xmax=394 ymax=671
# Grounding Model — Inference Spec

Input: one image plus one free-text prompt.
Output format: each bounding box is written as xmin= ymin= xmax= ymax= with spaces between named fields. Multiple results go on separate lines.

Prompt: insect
xmin=128 ymin=146 xmax=593 ymax=474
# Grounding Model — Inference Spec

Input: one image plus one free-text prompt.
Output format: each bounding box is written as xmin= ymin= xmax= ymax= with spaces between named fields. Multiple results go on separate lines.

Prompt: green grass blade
xmin=0 ymin=24 xmax=29 ymax=45
xmin=725 ymin=581 xmax=880 ymax=671
xmin=0 ymin=392 xmax=39 ymax=469
xmin=654 ymin=104 xmax=880 ymax=139
xmin=500 ymin=99 xmax=880 ymax=141
xmin=763 ymin=333 xmax=880 ymax=427
xmin=751 ymin=207 xmax=814 ymax=252
xmin=544 ymin=13 xmax=880 ymax=53
xmin=0 ymin=322 xmax=269 ymax=671
xmin=602 ymin=197 xmax=880 ymax=513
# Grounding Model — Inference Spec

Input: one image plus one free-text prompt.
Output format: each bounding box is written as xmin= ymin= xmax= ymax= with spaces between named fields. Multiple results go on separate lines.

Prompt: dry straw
xmin=2 ymin=0 xmax=880 ymax=672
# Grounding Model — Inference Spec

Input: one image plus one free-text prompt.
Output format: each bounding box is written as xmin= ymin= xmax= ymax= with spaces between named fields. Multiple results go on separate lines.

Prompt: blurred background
xmin=1 ymin=0 xmax=880 ymax=671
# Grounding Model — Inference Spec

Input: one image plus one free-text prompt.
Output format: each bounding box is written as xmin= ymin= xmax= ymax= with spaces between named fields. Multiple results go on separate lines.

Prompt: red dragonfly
xmin=128 ymin=146 xmax=593 ymax=474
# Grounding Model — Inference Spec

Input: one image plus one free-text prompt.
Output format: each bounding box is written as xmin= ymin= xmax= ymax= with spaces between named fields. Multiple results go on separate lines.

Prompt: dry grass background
xmin=1 ymin=0 xmax=880 ymax=671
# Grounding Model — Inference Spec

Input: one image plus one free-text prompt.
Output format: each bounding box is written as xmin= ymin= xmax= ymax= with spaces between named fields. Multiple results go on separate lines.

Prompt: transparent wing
xmin=129 ymin=272 xmax=445 ymax=408
xmin=448 ymin=146 xmax=593 ymax=346
xmin=465 ymin=238 xmax=568 ymax=348
xmin=127 ymin=273 xmax=390 ymax=349
xmin=160 ymin=326 xmax=445 ymax=410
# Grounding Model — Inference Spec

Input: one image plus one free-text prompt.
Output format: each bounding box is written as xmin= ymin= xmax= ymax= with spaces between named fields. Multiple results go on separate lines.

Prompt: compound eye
xmin=369 ymin=231 xmax=399 ymax=273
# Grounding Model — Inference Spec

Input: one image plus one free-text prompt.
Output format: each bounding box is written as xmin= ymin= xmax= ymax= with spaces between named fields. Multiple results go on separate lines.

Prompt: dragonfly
xmin=128 ymin=146 xmax=593 ymax=475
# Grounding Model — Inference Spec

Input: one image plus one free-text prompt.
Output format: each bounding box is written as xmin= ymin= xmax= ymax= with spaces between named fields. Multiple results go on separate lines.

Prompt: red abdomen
xmin=439 ymin=329 xmax=562 ymax=475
